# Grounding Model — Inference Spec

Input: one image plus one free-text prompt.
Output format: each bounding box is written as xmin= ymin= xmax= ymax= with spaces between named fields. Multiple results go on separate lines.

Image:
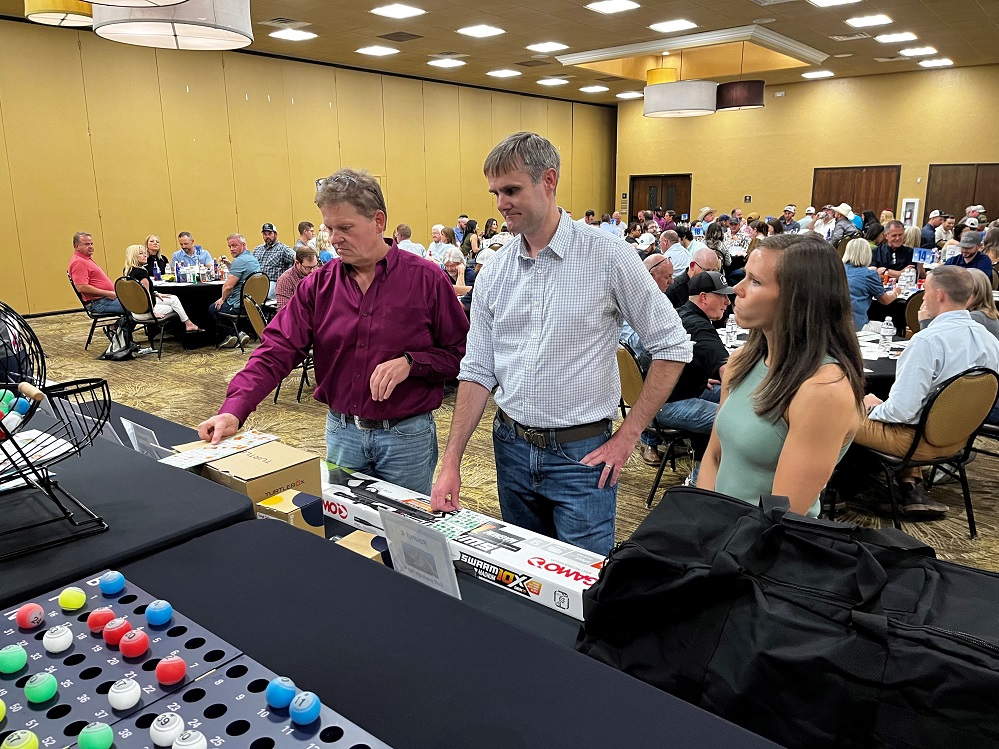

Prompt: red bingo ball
xmin=16 ymin=603 xmax=45 ymax=630
xmin=103 ymin=617 xmax=132 ymax=647
xmin=87 ymin=607 xmax=116 ymax=634
xmin=155 ymin=655 xmax=187 ymax=686
xmin=119 ymin=629 xmax=150 ymax=659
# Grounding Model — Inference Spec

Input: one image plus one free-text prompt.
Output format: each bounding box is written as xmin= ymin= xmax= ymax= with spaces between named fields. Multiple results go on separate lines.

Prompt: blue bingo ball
xmin=98 ymin=571 xmax=126 ymax=596
xmin=265 ymin=677 xmax=297 ymax=709
xmin=145 ymin=600 xmax=173 ymax=627
xmin=288 ymin=691 xmax=321 ymax=726
xmin=12 ymin=398 xmax=31 ymax=416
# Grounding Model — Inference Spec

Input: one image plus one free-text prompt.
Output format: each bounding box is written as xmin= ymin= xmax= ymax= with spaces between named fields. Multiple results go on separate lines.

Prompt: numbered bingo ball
xmin=108 ymin=677 xmax=142 ymax=711
xmin=24 ymin=672 xmax=57 ymax=703
xmin=0 ymin=644 xmax=28 ymax=674
xmin=289 ymin=691 xmax=321 ymax=726
xmin=77 ymin=722 xmax=114 ymax=749
xmin=119 ymin=629 xmax=150 ymax=659
xmin=155 ymin=655 xmax=187 ymax=686
xmin=103 ymin=617 xmax=132 ymax=646
xmin=1 ymin=730 xmax=38 ymax=749
xmin=145 ymin=599 xmax=173 ymax=627
xmin=42 ymin=625 xmax=73 ymax=654
xmin=172 ymin=730 xmax=208 ymax=749
xmin=15 ymin=603 xmax=44 ymax=630
xmin=265 ymin=676 xmax=297 ymax=709
xmin=87 ymin=607 xmax=116 ymax=634
xmin=149 ymin=712 xmax=184 ymax=747
xmin=98 ymin=570 xmax=126 ymax=596
xmin=58 ymin=586 xmax=87 ymax=611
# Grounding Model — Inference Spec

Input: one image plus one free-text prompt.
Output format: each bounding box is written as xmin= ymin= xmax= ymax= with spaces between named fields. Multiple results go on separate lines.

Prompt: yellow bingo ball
xmin=0 ymin=696 xmax=6 ymax=722
xmin=58 ymin=586 xmax=87 ymax=611
xmin=1 ymin=730 xmax=38 ymax=749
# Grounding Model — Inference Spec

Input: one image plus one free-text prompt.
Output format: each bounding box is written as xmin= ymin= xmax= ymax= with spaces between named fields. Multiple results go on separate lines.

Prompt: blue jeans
xmin=90 ymin=297 xmax=123 ymax=315
xmin=987 ymin=403 xmax=999 ymax=426
xmin=642 ymin=387 xmax=721 ymax=447
xmin=208 ymin=300 xmax=240 ymax=337
xmin=492 ymin=413 xmax=616 ymax=556
xmin=325 ymin=411 xmax=438 ymax=496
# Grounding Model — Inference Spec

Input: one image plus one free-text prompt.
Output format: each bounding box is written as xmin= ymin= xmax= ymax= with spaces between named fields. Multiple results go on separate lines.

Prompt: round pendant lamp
xmin=93 ymin=0 xmax=253 ymax=50
xmin=644 ymin=79 xmax=718 ymax=118
xmin=24 ymin=0 xmax=92 ymax=26
xmin=716 ymin=80 xmax=765 ymax=111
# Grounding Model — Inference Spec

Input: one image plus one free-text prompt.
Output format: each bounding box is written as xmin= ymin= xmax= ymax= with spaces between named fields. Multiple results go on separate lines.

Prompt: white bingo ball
xmin=42 ymin=625 xmax=73 ymax=654
xmin=107 ymin=677 xmax=142 ymax=711
xmin=172 ymin=730 xmax=208 ymax=749
xmin=150 ymin=712 xmax=184 ymax=747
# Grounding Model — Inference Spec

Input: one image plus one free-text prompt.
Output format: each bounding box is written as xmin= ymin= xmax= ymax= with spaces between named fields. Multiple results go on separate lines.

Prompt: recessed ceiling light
xmin=356 ymin=45 xmax=399 ymax=56
xmin=586 ymin=0 xmax=640 ymax=14
xmin=526 ymin=42 xmax=568 ymax=53
xmin=801 ymin=70 xmax=835 ymax=78
xmin=875 ymin=32 xmax=916 ymax=43
xmin=918 ymin=57 xmax=953 ymax=67
xmin=487 ymin=69 xmax=522 ymax=77
xmin=617 ymin=91 xmax=644 ymax=99
xmin=833 ymin=53 xmax=853 ymax=58
xmin=269 ymin=29 xmax=318 ymax=41
xmin=899 ymin=46 xmax=937 ymax=57
xmin=370 ymin=3 xmax=425 ymax=19
xmin=807 ymin=0 xmax=861 ymax=6
xmin=538 ymin=78 xmax=569 ymax=86
xmin=661 ymin=51 xmax=670 ymax=56
xmin=428 ymin=58 xmax=465 ymax=68
xmin=752 ymin=17 xmax=776 ymax=24
xmin=845 ymin=14 xmax=892 ymax=27
xmin=579 ymin=85 xmax=609 ymax=93
xmin=457 ymin=24 xmax=505 ymax=38
xmin=649 ymin=19 xmax=697 ymax=33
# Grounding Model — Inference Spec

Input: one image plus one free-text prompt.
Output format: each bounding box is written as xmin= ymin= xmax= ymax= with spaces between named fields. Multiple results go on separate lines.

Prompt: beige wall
xmin=0 ymin=21 xmax=616 ymax=314
xmin=617 ymin=64 xmax=999 ymax=221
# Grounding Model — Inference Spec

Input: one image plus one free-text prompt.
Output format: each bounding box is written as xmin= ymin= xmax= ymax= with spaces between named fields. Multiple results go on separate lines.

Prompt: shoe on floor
xmin=238 ymin=332 xmax=250 ymax=346
xmin=640 ymin=444 xmax=661 ymax=466
xmin=900 ymin=482 xmax=948 ymax=519
xmin=219 ymin=335 xmax=238 ymax=349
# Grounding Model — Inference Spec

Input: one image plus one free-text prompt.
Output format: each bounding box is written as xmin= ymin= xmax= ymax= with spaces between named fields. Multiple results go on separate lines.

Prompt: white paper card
xmin=378 ymin=509 xmax=461 ymax=600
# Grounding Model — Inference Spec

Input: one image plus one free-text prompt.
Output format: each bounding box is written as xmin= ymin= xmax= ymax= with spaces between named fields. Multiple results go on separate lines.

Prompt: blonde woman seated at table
xmin=697 ymin=234 xmax=866 ymax=516
xmin=843 ymin=237 xmax=899 ymax=330
xmin=124 ymin=244 xmax=202 ymax=333
xmin=144 ymin=234 xmax=169 ymax=276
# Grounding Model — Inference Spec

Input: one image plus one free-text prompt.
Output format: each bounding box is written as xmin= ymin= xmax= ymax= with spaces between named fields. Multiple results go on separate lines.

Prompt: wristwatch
xmin=403 ymin=353 xmax=414 ymax=367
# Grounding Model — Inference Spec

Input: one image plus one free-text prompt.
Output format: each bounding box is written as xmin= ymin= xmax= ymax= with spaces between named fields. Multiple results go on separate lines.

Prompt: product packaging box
xmin=335 ymin=530 xmax=388 ymax=565
xmin=256 ymin=490 xmax=325 ymax=537
xmin=321 ymin=465 xmax=604 ymax=620
xmin=200 ymin=441 xmax=321 ymax=502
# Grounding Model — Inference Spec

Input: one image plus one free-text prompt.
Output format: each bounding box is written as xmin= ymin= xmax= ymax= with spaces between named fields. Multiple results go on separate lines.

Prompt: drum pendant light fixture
xmin=93 ymin=0 xmax=253 ymax=49
xmin=644 ymin=54 xmax=718 ymax=117
xmin=716 ymin=43 xmax=765 ymax=111
xmin=24 ymin=0 xmax=92 ymax=26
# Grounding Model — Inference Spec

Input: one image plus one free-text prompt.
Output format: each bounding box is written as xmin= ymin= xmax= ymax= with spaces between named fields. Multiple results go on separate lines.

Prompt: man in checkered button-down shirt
xmin=253 ymin=222 xmax=295 ymax=300
xmin=431 ymin=132 xmax=692 ymax=555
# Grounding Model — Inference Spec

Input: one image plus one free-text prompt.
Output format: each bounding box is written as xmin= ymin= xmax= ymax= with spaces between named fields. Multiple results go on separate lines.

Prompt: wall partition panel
xmin=547 ymin=100 xmax=573 ymax=212
xmin=335 ymin=68 xmax=386 ymax=180
xmin=382 ymin=76 xmax=428 ymax=239
xmin=458 ymin=87 xmax=495 ymax=225
xmin=421 ymin=82 xmax=462 ymax=234
xmin=0 ymin=100 xmax=27 ymax=313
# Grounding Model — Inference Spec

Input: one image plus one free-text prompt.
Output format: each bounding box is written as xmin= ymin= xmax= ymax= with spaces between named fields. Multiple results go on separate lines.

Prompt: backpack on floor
xmin=576 ymin=487 xmax=999 ymax=748
xmin=98 ymin=317 xmax=135 ymax=361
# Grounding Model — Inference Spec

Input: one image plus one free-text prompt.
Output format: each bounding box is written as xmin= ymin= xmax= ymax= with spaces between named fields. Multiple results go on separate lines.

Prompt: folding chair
xmin=243 ymin=296 xmax=313 ymax=403
xmin=67 ymin=273 xmax=121 ymax=350
xmin=114 ymin=277 xmax=177 ymax=359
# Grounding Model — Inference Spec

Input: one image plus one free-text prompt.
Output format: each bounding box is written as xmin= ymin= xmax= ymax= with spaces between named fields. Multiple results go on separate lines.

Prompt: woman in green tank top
xmin=697 ymin=234 xmax=867 ymax=516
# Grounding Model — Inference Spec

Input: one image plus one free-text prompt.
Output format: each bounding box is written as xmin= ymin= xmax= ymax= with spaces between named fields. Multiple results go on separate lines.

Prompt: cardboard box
xmin=202 ymin=441 xmax=321 ymax=502
xmin=321 ymin=465 xmax=605 ymax=620
xmin=335 ymin=530 xmax=387 ymax=564
xmin=256 ymin=490 xmax=325 ymax=537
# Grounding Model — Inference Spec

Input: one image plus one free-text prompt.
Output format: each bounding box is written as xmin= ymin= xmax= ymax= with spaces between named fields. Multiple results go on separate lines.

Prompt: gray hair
xmin=884 ymin=220 xmax=905 ymax=232
xmin=315 ymin=168 xmax=387 ymax=220
xmin=483 ymin=131 xmax=560 ymax=185
xmin=226 ymin=233 xmax=246 ymax=244
xmin=441 ymin=247 xmax=466 ymax=264
xmin=842 ymin=237 xmax=872 ymax=267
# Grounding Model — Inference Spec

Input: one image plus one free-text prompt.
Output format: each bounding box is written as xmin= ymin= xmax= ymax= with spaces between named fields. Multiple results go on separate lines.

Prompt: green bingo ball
xmin=1 ymin=731 xmax=38 ymax=749
xmin=77 ymin=722 xmax=114 ymax=749
xmin=0 ymin=644 xmax=27 ymax=674
xmin=24 ymin=672 xmax=57 ymax=703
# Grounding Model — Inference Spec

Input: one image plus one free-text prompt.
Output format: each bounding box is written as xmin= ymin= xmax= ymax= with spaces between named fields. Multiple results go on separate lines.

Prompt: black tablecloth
xmin=123 ymin=521 xmax=778 ymax=749
xmin=0 ymin=430 xmax=254 ymax=607
xmin=867 ymin=295 xmax=908 ymax=324
xmin=109 ymin=401 xmax=199 ymax=447
xmin=155 ymin=281 xmax=226 ymax=347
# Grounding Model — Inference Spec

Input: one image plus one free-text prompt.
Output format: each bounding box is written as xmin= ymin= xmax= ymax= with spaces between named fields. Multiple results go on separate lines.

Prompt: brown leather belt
xmin=497 ymin=409 xmax=610 ymax=450
xmin=331 ymin=410 xmax=404 ymax=430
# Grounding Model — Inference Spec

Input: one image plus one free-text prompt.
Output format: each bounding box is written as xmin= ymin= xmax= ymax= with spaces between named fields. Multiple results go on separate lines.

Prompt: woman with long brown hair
xmin=697 ymin=234 xmax=865 ymax=515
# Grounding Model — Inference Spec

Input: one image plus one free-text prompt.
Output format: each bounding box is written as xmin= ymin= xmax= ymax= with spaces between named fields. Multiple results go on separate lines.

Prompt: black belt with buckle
xmin=332 ymin=410 xmax=404 ymax=430
xmin=497 ymin=409 xmax=609 ymax=450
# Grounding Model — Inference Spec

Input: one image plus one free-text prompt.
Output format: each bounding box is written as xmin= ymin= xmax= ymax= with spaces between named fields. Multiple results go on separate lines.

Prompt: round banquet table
xmin=153 ymin=280 xmax=225 ymax=348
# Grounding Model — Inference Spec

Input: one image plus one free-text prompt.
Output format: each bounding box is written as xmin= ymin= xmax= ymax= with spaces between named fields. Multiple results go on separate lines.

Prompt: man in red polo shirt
xmin=68 ymin=232 xmax=123 ymax=315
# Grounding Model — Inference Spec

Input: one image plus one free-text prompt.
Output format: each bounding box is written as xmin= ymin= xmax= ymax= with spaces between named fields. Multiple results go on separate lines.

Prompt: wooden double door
xmin=924 ymin=164 xmax=999 ymax=224
xmin=811 ymin=166 xmax=900 ymax=218
xmin=630 ymin=175 xmax=691 ymax=224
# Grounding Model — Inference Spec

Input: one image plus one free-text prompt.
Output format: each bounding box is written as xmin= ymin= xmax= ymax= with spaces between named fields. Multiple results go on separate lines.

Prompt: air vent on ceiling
xmin=874 ymin=56 xmax=907 ymax=62
xmin=598 ymin=76 xmax=626 ymax=82
xmin=828 ymin=32 xmax=870 ymax=41
xmin=260 ymin=17 xmax=308 ymax=29
xmin=747 ymin=0 xmax=797 ymax=6
xmin=379 ymin=31 xmax=423 ymax=42
xmin=429 ymin=51 xmax=467 ymax=59
xmin=516 ymin=59 xmax=550 ymax=67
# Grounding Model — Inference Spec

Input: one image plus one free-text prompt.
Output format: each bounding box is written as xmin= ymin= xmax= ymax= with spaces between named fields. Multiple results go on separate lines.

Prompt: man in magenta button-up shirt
xmin=198 ymin=168 xmax=469 ymax=494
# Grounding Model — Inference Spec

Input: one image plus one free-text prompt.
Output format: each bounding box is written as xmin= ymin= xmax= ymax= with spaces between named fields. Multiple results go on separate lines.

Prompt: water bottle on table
xmin=725 ymin=315 xmax=738 ymax=347
xmin=879 ymin=316 xmax=895 ymax=357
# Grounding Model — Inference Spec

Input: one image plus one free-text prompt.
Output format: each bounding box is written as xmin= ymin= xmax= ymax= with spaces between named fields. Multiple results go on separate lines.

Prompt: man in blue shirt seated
xmin=944 ymin=231 xmax=992 ymax=277
xmin=209 ymin=233 xmax=261 ymax=349
xmin=171 ymin=232 xmax=213 ymax=268
xmin=871 ymin=220 xmax=915 ymax=281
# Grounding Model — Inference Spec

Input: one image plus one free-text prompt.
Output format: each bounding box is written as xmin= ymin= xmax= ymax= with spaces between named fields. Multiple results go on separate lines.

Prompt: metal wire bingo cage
xmin=0 ymin=300 xmax=111 ymax=559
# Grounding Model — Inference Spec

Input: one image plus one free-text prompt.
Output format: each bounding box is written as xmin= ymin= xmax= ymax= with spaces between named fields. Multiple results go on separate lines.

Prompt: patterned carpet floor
xmin=24 ymin=311 xmax=999 ymax=572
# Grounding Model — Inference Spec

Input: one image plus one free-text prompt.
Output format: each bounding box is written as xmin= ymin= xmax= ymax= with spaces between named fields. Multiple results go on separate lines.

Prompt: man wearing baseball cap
xmin=944 ymin=231 xmax=992 ymax=276
xmin=921 ymin=210 xmax=944 ymax=249
xmin=253 ymin=222 xmax=295 ymax=300
xmin=780 ymin=205 xmax=799 ymax=233
xmin=798 ymin=207 xmax=817 ymax=232
xmin=635 ymin=232 xmax=657 ymax=258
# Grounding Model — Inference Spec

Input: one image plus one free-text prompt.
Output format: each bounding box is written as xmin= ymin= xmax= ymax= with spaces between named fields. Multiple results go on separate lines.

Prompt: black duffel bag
xmin=576 ymin=487 xmax=999 ymax=748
